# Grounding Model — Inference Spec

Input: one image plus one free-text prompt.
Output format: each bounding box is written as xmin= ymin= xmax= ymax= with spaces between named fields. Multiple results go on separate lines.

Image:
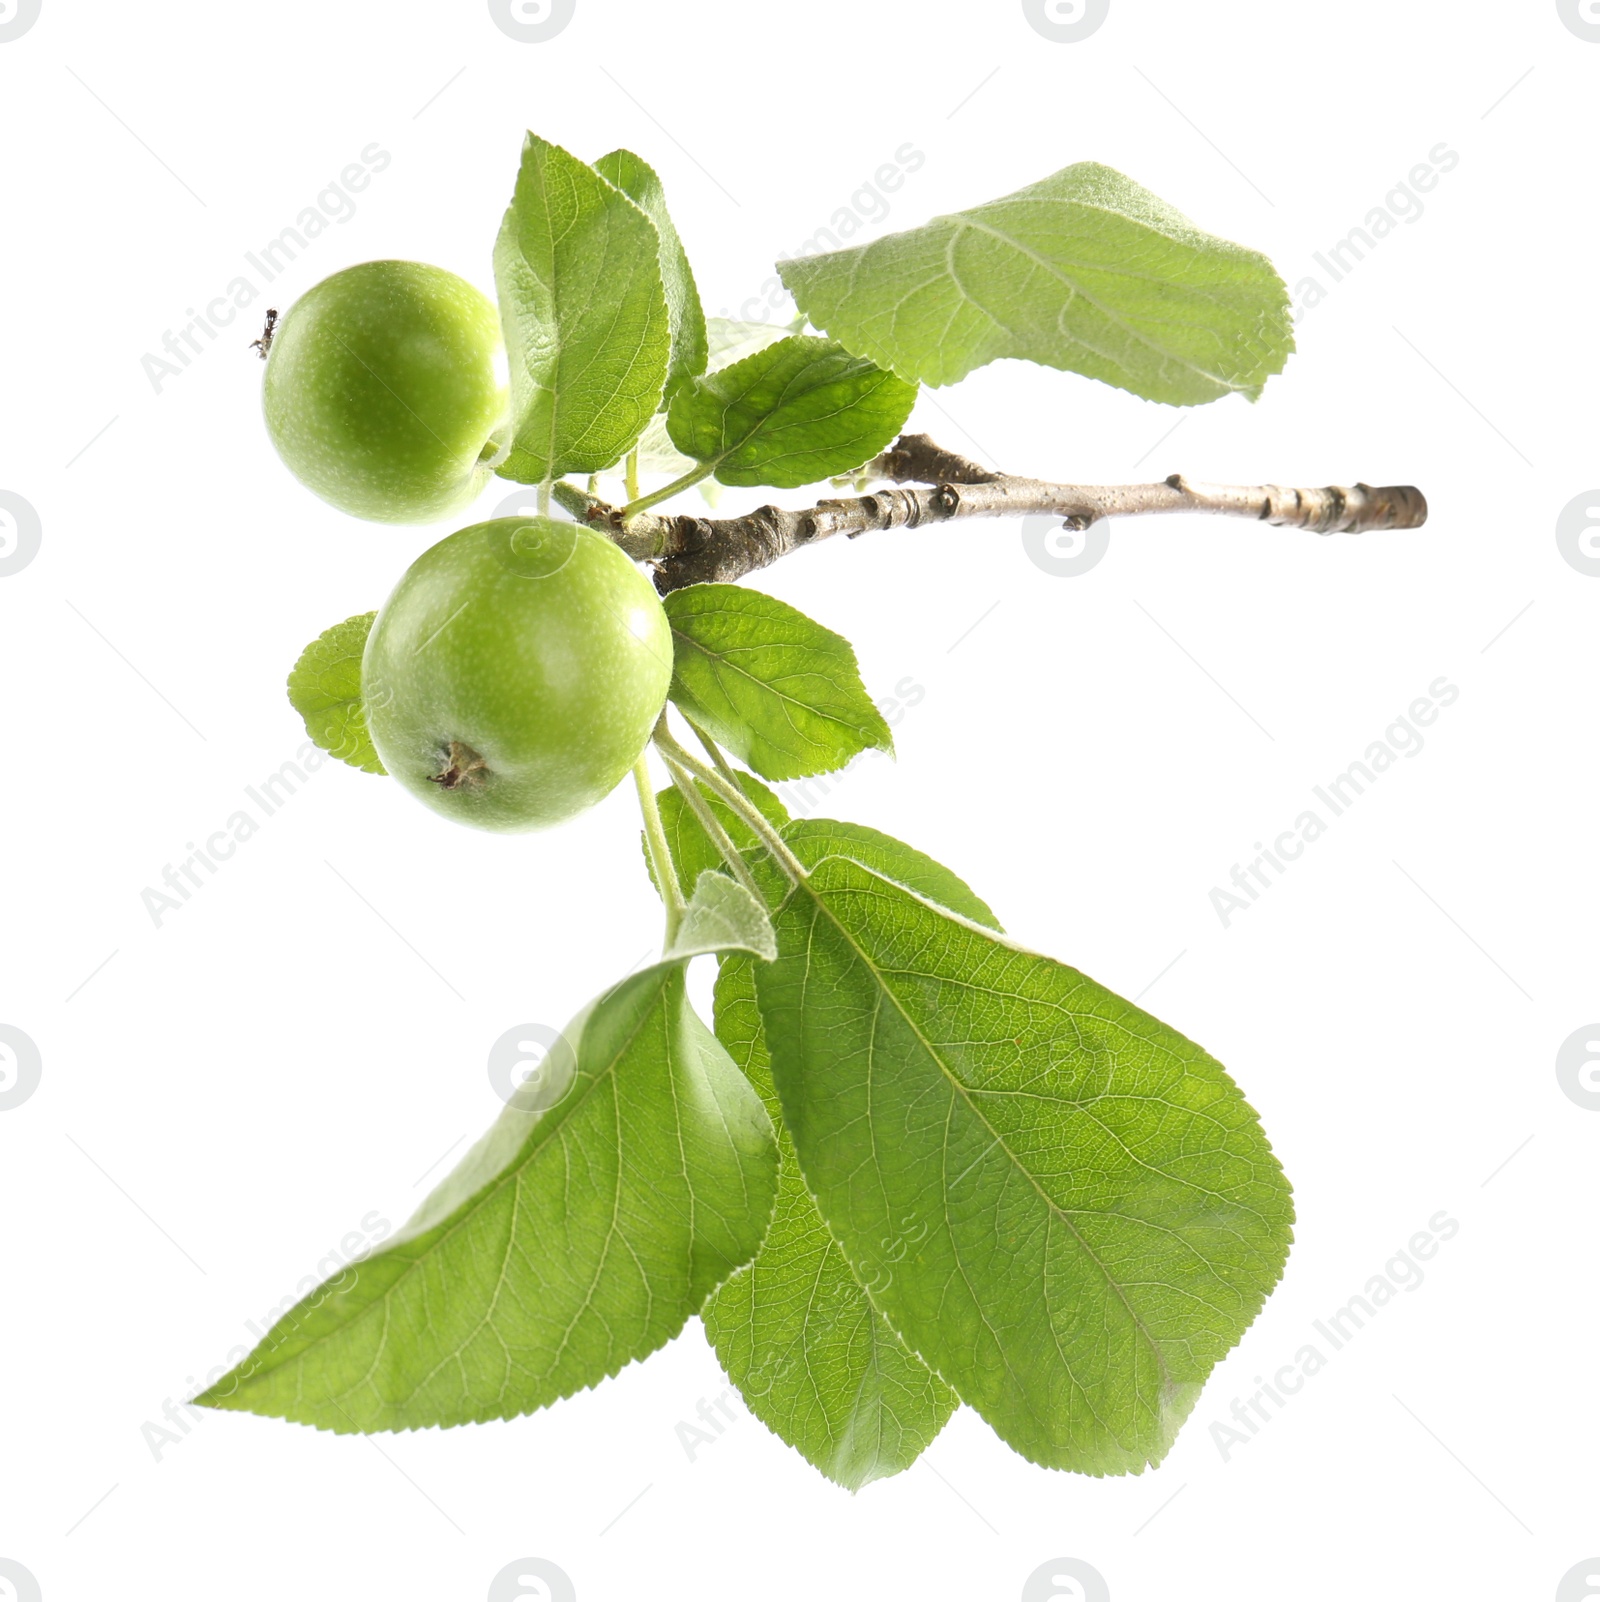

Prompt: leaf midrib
xmin=791 ymin=866 xmax=1176 ymax=1400
xmin=234 ymin=966 xmax=677 ymax=1388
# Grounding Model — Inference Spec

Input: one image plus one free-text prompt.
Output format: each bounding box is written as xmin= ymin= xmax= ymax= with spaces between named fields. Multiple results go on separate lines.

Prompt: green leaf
xmin=593 ymin=149 xmax=708 ymax=404
xmin=697 ymin=820 xmax=997 ymax=1488
xmin=286 ymin=613 xmax=385 ymax=775
xmin=196 ymin=958 xmax=777 ymax=1432
xmin=647 ymin=796 xmax=996 ymax=1486
xmin=648 ymin=771 xmax=792 ymax=898
xmin=704 ymin=953 xmax=955 ymax=1490
xmin=635 ymin=318 xmax=790 ymax=475
xmin=777 ymin=161 xmax=1293 ymax=405
xmin=754 ymin=856 xmax=1294 ymax=1474
xmin=663 ymin=584 xmax=893 ymax=781
xmin=666 ymin=870 xmax=776 ymax=964
xmin=494 ymin=131 xmax=670 ymax=482
xmin=665 ymin=334 xmax=916 ymax=489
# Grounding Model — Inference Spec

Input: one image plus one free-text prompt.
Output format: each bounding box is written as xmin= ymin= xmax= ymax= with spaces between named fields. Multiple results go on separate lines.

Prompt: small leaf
xmin=778 ymin=161 xmax=1293 ymax=405
xmin=634 ymin=318 xmax=790 ymax=475
xmin=286 ymin=613 xmax=385 ymax=775
xmin=666 ymin=870 xmax=776 ymax=964
xmin=196 ymin=959 xmax=776 ymax=1432
xmin=494 ymin=131 xmax=670 ymax=483
xmin=754 ymin=856 xmax=1295 ymax=1475
xmin=665 ymin=334 xmax=916 ymax=489
xmin=663 ymin=584 xmax=892 ymax=781
xmin=593 ymin=149 xmax=708 ymax=403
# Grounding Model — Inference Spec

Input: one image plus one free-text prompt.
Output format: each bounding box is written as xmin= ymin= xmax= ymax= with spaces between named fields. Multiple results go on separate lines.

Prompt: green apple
xmin=363 ymin=517 xmax=673 ymax=831
xmin=264 ymin=261 xmax=506 ymax=523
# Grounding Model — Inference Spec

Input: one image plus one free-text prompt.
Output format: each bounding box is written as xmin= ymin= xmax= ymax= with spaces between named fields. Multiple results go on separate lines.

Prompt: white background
xmin=1 ymin=1 xmax=1595 ymax=1598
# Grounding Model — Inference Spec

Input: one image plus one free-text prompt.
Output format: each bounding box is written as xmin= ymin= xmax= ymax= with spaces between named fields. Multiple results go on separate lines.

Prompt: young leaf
xmin=593 ymin=149 xmax=708 ymax=403
xmin=754 ymin=856 xmax=1294 ymax=1475
xmin=665 ymin=334 xmax=916 ymax=489
xmin=195 ymin=958 xmax=777 ymax=1432
xmin=494 ymin=131 xmax=670 ymax=483
xmin=663 ymin=584 xmax=892 ymax=781
xmin=666 ymin=870 xmax=776 ymax=963
xmin=635 ymin=318 xmax=791 ymax=475
xmin=286 ymin=613 xmax=385 ymax=775
xmin=777 ymin=161 xmax=1293 ymax=405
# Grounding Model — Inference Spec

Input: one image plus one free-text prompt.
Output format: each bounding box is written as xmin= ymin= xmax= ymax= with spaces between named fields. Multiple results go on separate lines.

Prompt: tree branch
xmin=552 ymin=433 xmax=1428 ymax=594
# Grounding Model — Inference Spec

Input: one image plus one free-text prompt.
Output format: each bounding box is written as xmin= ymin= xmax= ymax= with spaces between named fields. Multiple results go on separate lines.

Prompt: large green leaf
xmin=593 ymin=149 xmax=707 ymax=403
xmin=754 ymin=856 xmax=1294 ymax=1474
xmin=494 ymin=131 xmax=670 ymax=482
xmin=705 ymin=954 xmax=955 ymax=1490
xmin=777 ymin=161 xmax=1293 ymax=405
xmin=196 ymin=947 xmax=777 ymax=1432
xmin=663 ymin=584 xmax=892 ymax=782
xmin=286 ymin=612 xmax=384 ymax=775
xmin=652 ymin=789 xmax=990 ymax=1487
xmin=665 ymin=334 xmax=916 ymax=489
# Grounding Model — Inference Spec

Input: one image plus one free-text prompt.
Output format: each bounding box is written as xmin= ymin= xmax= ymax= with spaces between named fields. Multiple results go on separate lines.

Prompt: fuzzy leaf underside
xmin=779 ymin=160 xmax=1293 ymax=405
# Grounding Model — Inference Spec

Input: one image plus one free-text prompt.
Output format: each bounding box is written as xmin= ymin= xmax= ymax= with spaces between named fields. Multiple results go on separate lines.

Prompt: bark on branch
xmin=552 ymin=433 xmax=1428 ymax=594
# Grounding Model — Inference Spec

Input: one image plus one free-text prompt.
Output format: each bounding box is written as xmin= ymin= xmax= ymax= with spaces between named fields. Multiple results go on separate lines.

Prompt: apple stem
xmin=652 ymin=722 xmax=805 ymax=886
xmin=658 ymin=746 xmax=769 ymax=910
xmin=634 ymin=753 xmax=685 ymax=944
xmin=619 ymin=462 xmax=715 ymax=523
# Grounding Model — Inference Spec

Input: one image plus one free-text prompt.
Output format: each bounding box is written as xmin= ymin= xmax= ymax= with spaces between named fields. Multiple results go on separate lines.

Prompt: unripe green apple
xmin=263 ymin=261 xmax=506 ymax=523
xmin=363 ymin=517 xmax=673 ymax=832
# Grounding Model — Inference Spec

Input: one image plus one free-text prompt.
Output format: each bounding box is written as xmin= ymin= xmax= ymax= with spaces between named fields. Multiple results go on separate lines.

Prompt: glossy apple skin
xmin=363 ymin=517 xmax=673 ymax=832
xmin=264 ymin=261 xmax=506 ymax=523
